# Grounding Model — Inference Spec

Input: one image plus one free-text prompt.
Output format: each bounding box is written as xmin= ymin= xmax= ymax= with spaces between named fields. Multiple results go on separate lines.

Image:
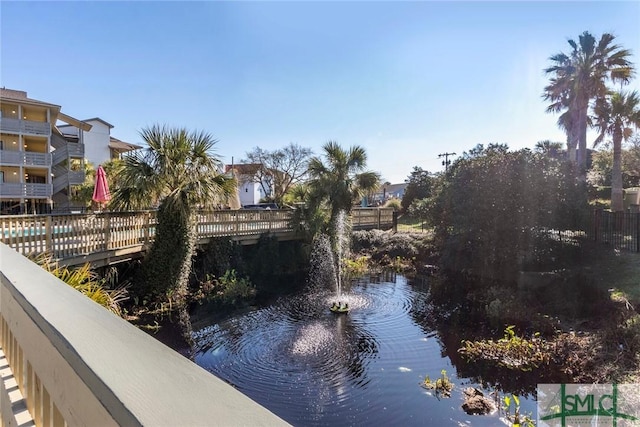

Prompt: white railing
xmin=0 ymin=243 xmax=289 ymax=427
xmin=0 ymin=118 xmax=50 ymax=136
xmin=0 ymin=183 xmax=52 ymax=198
xmin=0 ymin=149 xmax=51 ymax=167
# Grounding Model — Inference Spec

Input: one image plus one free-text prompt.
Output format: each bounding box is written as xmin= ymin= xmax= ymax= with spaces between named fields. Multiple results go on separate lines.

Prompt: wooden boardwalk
xmin=0 ymin=208 xmax=395 ymax=267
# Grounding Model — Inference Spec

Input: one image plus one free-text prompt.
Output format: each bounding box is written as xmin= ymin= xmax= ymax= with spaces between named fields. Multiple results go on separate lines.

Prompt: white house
xmin=225 ymin=163 xmax=274 ymax=206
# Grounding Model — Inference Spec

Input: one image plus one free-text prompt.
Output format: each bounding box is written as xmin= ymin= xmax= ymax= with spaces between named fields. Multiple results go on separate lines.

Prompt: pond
xmin=192 ymin=273 xmax=537 ymax=426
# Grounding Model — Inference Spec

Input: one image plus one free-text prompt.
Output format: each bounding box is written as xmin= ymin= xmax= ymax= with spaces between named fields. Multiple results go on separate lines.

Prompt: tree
xmin=428 ymin=145 xmax=586 ymax=281
xmin=543 ymin=31 xmax=634 ymax=179
xmin=534 ymin=140 xmax=565 ymax=159
xmin=241 ymin=143 xmax=312 ymax=205
xmin=593 ymin=91 xmax=640 ymax=211
xmin=111 ymin=125 xmax=235 ymax=303
xmin=401 ymin=166 xmax=434 ymax=212
xmin=307 ymin=141 xmax=380 ymax=223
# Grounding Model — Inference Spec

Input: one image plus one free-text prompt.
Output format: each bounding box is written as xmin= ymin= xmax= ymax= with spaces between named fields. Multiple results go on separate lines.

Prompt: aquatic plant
xmin=459 ymin=326 xmax=551 ymax=371
xmin=422 ymin=369 xmax=454 ymax=398
xmin=503 ymin=394 xmax=535 ymax=427
xmin=343 ymin=256 xmax=369 ymax=278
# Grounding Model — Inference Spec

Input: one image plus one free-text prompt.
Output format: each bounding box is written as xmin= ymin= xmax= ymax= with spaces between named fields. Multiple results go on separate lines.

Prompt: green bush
xmin=218 ymin=269 xmax=255 ymax=306
xmin=428 ymin=144 xmax=588 ymax=281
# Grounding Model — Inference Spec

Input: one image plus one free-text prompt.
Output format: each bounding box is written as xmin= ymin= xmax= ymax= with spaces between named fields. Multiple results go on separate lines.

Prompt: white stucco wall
xmin=239 ymin=180 xmax=263 ymax=206
xmin=82 ymin=120 xmax=112 ymax=167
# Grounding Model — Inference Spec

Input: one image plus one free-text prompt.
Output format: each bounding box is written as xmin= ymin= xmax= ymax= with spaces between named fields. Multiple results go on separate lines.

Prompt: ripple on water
xmin=193 ymin=274 xmax=536 ymax=427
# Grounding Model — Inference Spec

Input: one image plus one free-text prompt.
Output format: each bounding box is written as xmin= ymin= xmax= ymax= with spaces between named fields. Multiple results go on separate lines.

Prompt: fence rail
xmin=590 ymin=209 xmax=640 ymax=253
xmin=0 ymin=208 xmax=395 ymax=264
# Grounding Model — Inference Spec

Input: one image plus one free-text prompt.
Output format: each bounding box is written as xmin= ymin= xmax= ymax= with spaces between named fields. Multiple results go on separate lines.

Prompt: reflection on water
xmin=193 ymin=274 xmax=536 ymax=426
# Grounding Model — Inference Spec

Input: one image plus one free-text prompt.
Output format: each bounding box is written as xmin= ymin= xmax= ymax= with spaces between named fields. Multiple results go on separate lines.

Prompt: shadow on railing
xmin=0 ymin=244 xmax=288 ymax=426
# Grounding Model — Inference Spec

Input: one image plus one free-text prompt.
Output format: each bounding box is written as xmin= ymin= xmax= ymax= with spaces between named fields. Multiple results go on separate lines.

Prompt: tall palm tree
xmin=543 ymin=31 xmax=634 ymax=179
xmin=112 ymin=125 xmax=235 ymax=303
xmin=307 ymin=141 xmax=380 ymax=223
xmin=594 ymin=91 xmax=640 ymax=211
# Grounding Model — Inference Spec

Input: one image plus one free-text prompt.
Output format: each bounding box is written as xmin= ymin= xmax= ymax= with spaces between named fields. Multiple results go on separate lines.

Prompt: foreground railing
xmin=0 ymin=208 xmax=395 ymax=264
xmin=0 ymin=244 xmax=288 ymax=426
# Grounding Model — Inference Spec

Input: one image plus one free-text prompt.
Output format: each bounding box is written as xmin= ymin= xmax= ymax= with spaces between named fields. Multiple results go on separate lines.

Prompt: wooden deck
xmin=0 ymin=208 xmax=395 ymax=267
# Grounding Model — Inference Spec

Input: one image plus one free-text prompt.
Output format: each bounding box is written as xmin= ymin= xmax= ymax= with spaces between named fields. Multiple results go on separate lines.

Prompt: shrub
xmin=383 ymin=198 xmax=402 ymax=211
xmin=218 ymin=269 xmax=255 ymax=306
xmin=32 ymin=253 xmax=128 ymax=316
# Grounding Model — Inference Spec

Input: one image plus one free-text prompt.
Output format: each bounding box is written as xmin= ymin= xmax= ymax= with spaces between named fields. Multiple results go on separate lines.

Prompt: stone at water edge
xmin=461 ymin=387 xmax=497 ymax=415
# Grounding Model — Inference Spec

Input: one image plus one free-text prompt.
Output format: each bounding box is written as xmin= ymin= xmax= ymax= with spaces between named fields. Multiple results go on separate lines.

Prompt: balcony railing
xmin=68 ymin=170 xmax=85 ymax=185
xmin=0 ymin=183 xmax=52 ymax=198
xmin=0 ymin=150 xmax=51 ymax=167
xmin=52 ymin=170 xmax=85 ymax=194
xmin=0 ymin=118 xmax=50 ymax=136
xmin=51 ymin=142 xmax=85 ymax=167
xmin=67 ymin=142 xmax=84 ymax=158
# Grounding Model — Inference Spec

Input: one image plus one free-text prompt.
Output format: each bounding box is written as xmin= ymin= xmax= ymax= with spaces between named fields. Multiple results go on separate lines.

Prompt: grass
xmin=588 ymin=249 xmax=640 ymax=301
xmin=397 ymin=214 xmax=431 ymax=233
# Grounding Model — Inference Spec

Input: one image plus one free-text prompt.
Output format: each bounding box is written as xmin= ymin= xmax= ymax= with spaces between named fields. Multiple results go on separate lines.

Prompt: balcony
xmin=52 ymin=142 xmax=85 ymax=165
xmin=52 ymin=170 xmax=85 ymax=194
xmin=0 ymin=183 xmax=52 ymax=198
xmin=0 ymin=150 xmax=51 ymax=167
xmin=0 ymin=118 xmax=50 ymax=136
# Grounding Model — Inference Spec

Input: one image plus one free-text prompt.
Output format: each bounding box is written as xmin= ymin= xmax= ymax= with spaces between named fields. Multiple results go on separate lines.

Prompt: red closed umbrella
xmin=92 ymin=165 xmax=111 ymax=210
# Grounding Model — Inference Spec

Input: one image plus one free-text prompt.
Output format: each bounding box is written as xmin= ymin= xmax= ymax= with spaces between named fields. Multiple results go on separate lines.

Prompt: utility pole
xmin=438 ymin=152 xmax=456 ymax=172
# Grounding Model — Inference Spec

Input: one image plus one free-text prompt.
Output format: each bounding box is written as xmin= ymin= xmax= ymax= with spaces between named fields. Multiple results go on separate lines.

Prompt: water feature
xmin=307 ymin=210 xmax=351 ymax=305
xmin=332 ymin=210 xmax=350 ymax=299
xmin=192 ymin=273 xmax=537 ymax=426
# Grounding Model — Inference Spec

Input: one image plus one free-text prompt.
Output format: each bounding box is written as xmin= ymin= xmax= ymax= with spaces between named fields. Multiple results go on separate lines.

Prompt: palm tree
xmin=307 ymin=141 xmax=380 ymax=224
xmin=594 ymin=91 xmax=640 ymax=211
xmin=534 ymin=140 xmax=565 ymax=159
xmin=543 ymin=31 xmax=634 ymax=179
xmin=112 ymin=125 xmax=235 ymax=303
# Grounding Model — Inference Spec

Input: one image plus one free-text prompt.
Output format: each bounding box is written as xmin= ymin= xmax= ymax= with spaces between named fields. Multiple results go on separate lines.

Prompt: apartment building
xmin=0 ymin=89 xmax=141 ymax=214
xmin=0 ymin=88 xmax=90 ymax=214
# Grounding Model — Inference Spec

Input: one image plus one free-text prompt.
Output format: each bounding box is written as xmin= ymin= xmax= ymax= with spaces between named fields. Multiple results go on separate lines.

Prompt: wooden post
xmin=392 ymin=211 xmax=398 ymax=233
xmin=234 ymin=211 xmax=239 ymax=236
xmin=45 ymin=216 xmax=53 ymax=254
xmin=143 ymin=211 xmax=150 ymax=246
xmin=104 ymin=213 xmax=111 ymax=251
xmin=377 ymin=209 xmax=381 ymax=229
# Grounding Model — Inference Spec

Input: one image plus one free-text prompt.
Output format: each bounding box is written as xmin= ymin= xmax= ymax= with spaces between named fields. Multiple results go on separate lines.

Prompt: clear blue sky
xmin=2 ymin=1 xmax=639 ymax=184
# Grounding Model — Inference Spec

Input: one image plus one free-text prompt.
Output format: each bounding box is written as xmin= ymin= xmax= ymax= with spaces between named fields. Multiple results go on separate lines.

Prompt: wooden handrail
xmin=0 ymin=208 xmax=396 ymax=263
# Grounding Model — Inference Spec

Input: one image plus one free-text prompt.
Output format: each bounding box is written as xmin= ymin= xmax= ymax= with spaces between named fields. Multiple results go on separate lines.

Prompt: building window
xmin=0 ymin=171 xmax=4 ymax=183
